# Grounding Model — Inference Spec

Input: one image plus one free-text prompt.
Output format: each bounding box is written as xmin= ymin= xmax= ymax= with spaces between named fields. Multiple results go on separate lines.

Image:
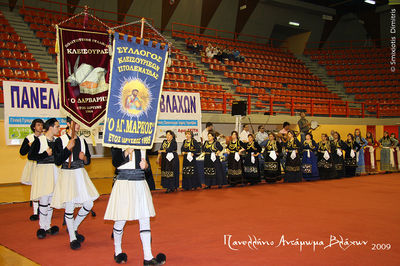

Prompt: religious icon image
xmin=120 ymin=78 xmax=151 ymax=117
xmin=66 ymin=55 xmax=108 ymax=95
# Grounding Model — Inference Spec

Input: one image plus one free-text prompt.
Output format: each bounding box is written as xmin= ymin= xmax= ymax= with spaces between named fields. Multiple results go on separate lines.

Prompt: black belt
xmin=62 ymin=161 xmax=84 ymax=169
xmin=116 ymin=169 xmax=145 ymax=181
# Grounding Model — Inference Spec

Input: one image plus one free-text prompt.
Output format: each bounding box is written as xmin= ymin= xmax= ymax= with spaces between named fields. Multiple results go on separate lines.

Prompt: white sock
xmin=139 ymin=217 xmax=153 ymax=261
xmin=33 ymin=201 xmax=39 ymax=215
xmin=39 ymin=195 xmax=50 ymax=230
xmin=46 ymin=196 xmax=53 ymax=229
xmin=113 ymin=220 xmax=126 ymax=256
xmin=65 ymin=202 xmax=76 ymax=242
xmin=73 ymin=201 xmax=93 ymax=231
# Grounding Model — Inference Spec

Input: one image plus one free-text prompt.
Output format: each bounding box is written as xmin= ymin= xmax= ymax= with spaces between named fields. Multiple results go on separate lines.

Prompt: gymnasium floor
xmin=0 ymin=173 xmax=399 ymax=266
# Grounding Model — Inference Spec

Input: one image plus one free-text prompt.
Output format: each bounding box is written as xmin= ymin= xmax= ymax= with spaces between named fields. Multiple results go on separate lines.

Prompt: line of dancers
xmin=157 ymin=127 xmax=400 ymax=192
xmin=19 ymin=118 xmax=166 ymax=265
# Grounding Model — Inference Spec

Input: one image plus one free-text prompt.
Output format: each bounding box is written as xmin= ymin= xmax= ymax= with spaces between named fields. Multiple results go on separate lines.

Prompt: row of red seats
xmin=164 ymin=73 xmax=195 ymax=82
xmin=0 ymin=50 xmax=34 ymax=61
xmin=343 ymin=81 xmax=399 ymax=87
xmin=318 ymin=58 xmax=386 ymax=65
xmin=0 ymin=41 xmax=27 ymax=51
xmin=328 ymin=69 xmax=394 ymax=76
xmin=286 ymin=84 xmax=329 ymax=92
xmin=346 ymin=87 xmax=399 ymax=94
xmin=0 ymin=59 xmax=41 ymax=70
xmin=311 ymin=52 xmax=388 ymax=60
xmin=1 ymin=69 xmax=49 ymax=80
xmin=325 ymin=63 xmax=390 ymax=71
xmin=223 ymin=72 xmax=325 ymax=86
xmin=227 ymin=60 xmax=304 ymax=69
xmin=171 ymin=60 xmax=196 ymax=68
xmin=335 ymin=75 xmax=397 ymax=82
xmin=1 ymin=33 xmax=23 ymax=43
xmin=355 ymin=93 xmax=400 ymax=100
xmin=305 ymin=48 xmax=388 ymax=56
xmin=258 ymin=95 xmax=344 ymax=105
xmin=364 ymin=99 xmax=399 ymax=105
xmin=270 ymin=89 xmax=339 ymax=99
xmin=163 ymin=79 xmax=211 ymax=90
xmin=230 ymin=67 xmax=314 ymax=78
xmin=166 ymin=67 xmax=204 ymax=76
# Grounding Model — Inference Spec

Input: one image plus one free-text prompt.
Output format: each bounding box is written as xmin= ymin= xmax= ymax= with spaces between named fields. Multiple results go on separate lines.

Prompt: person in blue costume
xmin=331 ymin=132 xmax=347 ymax=178
xmin=301 ymin=133 xmax=319 ymax=181
xmin=202 ymin=131 xmax=225 ymax=189
xmin=283 ymin=131 xmax=303 ymax=183
xmin=181 ymin=130 xmax=202 ymax=190
xmin=344 ymin=133 xmax=361 ymax=177
xmin=157 ymin=130 xmax=179 ymax=193
xmin=354 ymin=129 xmax=368 ymax=175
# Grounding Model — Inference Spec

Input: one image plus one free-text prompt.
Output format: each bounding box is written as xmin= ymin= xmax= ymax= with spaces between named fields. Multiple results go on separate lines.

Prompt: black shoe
xmin=114 ymin=253 xmax=127 ymax=264
xmin=218 ymin=185 xmax=222 ymax=189
xmin=144 ymin=253 xmax=166 ymax=265
xmin=46 ymin=226 xmax=59 ymax=235
xmin=30 ymin=214 xmax=39 ymax=221
xmin=36 ymin=229 xmax=46 ymax=239
xmin=75 ymin=231 xmax=85 ymax=243
xmin=70 ymin=239 xmax=81 ymax=250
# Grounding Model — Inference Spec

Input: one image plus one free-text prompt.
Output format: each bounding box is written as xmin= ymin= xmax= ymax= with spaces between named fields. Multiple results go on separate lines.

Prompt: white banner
xmin=3 ymin=81 xmax=103 ymax=145
xmin=155 ymin=91 xmax=202 ymax=143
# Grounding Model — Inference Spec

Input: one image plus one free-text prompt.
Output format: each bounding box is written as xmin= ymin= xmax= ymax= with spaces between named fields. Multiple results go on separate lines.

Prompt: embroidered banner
xmin=102 ymin=33 xmax=168 ymax=148
xmin=58 ymin=27 xmax=111 ymax=128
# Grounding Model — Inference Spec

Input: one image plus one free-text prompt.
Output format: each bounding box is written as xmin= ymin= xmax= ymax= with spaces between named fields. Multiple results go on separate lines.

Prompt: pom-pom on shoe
xmin=75 ymin=231 xmax=85 ymax=243
xmin=30 ymin=214 xmax=39 ymax=221
xmin=114 ymin=253 xmax=127 ymax=264
xmin=70 ymin=240 xmax=81 ymax=250
xmin=144 ymin=253 xmax=166 ymax=265
xmin=36 ymin=229 xmax=46 ymax=239
xmin=46 ymin=226 xmax=59 ymax=235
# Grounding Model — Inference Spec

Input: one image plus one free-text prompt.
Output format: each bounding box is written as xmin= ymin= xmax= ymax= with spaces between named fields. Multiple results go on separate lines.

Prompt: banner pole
xmin=140 ymin=18 xmax=145 ymax=38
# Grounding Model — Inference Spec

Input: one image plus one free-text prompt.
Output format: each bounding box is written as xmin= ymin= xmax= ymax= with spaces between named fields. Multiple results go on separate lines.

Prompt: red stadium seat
xmin=31 ymin=61 xmax=42 ymax=70
xmin=26 ymin=70 xmax=38 ymax=79
xmin=38 ymin=71 xmax=49 ymax=80
xmin=5 ymin=42 xmax=16 ymax=50
xmin=16 ymin=43 xmax=28 ymax=52
xmin=1 ymin=50 xmax=13 ymax=58
xmin=2 ymin=69 xmax=15 ymax=78
xmin=0 ymin=59 xmax=8 ymax=68
xmin=12 ymin=51 xmax=24 ymax=60
xmin=20 ymin=60 xmax=31 ymax=69
xmin=23 ymin=53 xmax=35 ymax=61
xmin=8 ymin=59 xmax=20 ymax=69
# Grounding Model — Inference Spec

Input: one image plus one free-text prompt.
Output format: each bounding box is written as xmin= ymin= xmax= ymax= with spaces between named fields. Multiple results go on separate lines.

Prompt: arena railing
xmin=20 ymin=0 xmax=154 ymax=26
xmin=215 ymin=93 xmax=399 ymax=118
xmin=171 ymin=22 xmax=283 ymax=48
xmin=305 ymin=38 xmax=391 ymax=50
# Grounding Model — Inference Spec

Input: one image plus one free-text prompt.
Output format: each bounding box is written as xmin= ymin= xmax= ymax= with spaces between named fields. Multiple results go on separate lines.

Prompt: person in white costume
xmin=51 ymin=117 xmax=99 ymax=250
xmin=20 ymin=118 xmax=44 ymax=221
xmin=28 ymin=118 xmax=60 ymax=239
xmin=105 ymin=148 xmax=166 ymax=265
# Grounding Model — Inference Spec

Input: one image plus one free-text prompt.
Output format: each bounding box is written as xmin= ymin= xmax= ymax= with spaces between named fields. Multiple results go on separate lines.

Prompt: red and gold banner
xmin=58 ymin=27 xmax=111 ymax=128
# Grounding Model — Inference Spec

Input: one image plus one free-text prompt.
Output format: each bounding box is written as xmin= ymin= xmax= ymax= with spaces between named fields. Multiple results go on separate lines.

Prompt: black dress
xmin=181 ymin=139 xmax=201 ymax=190
xmin=344 ymin=140 xmax=361 ymax=177
xmin=317 ymin=141 xmax=337 ymax=179
xmin=263 ymin=140 xmax=282 ymax=183
xmin=243 ymin=141 xmax=262 ymax=184
xmin=226 ymin=140 xmax=245 ymax=186
xmin=283 ymin=138 xmax=303 ymax=183
xmin=331 ymin=139 xmax=347 ymax=178
xmin=202 ymin=140 xmax=225 ymax=187
xmin=160 ymin=139 xmax=180 ymax=190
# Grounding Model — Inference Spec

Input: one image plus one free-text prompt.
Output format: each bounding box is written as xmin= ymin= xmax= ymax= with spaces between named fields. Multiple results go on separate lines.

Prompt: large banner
xmin=3 ymin=81 xmax=103 ymax=146
xmin=58 ymin=27 xmax=111 ymax=128
xmin=155 ymin=91 xmax=202 ymax=143
xmin=102 ymin=33 xmax=168 ymax=148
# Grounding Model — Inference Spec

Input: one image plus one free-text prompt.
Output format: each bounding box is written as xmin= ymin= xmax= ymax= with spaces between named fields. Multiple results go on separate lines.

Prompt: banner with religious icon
xmin=102 ymin=33 xmax=168 ymax=148
xmin=57 ymin=27 xmax=111 ymax=128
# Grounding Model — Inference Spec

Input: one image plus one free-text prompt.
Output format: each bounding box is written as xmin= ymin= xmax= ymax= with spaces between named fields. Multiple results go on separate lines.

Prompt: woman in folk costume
xmin=263 ymin=132 xmax=282 ymax=183
xmin=181 ymin=130 xmax=202 ymax=191
xmin=364 ymin=132 xmax=378 ymax=173
xmin=105 ymin=148 xmax=166 ymax=265
xmin=390 ymin=133 xmax=400 ymax=171
xmin=243 ymin=134 xmax=262 ymax=185
xmin=202 ymin=131 xmax=225 ymax=189
xmin=317 ymin=133 xmax=337 ymax=180
xmin=28 ymin=118 xmax=60 ymax=239
xmin=283 ymin=131 xmax=303 ymax=183
xmin=51 ymin=117 xmax=99 ymax=250
xmin=331 ymin=132 xmax=347 ymax=178
xmin=301 ymin=133 xmax=319 ymax=181
xmin=20 ymin=118 xmax=44 ymax=221
xmin=226 ymin=131 xmax=245 ymax=187
xmin=354 ymin=129 xmax=368 ymax=175
xmin=157 ymin=130 xmax=179 ymax=193
xmin=379 ymin=131 xmax=397 ymax=172
xmin=344 ymin=133 xmax=361 ymax=177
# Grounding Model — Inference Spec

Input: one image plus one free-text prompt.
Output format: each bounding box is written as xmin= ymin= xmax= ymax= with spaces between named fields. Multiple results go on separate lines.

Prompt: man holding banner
xmin=102 ymin=32 xmax=168 ymax=264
